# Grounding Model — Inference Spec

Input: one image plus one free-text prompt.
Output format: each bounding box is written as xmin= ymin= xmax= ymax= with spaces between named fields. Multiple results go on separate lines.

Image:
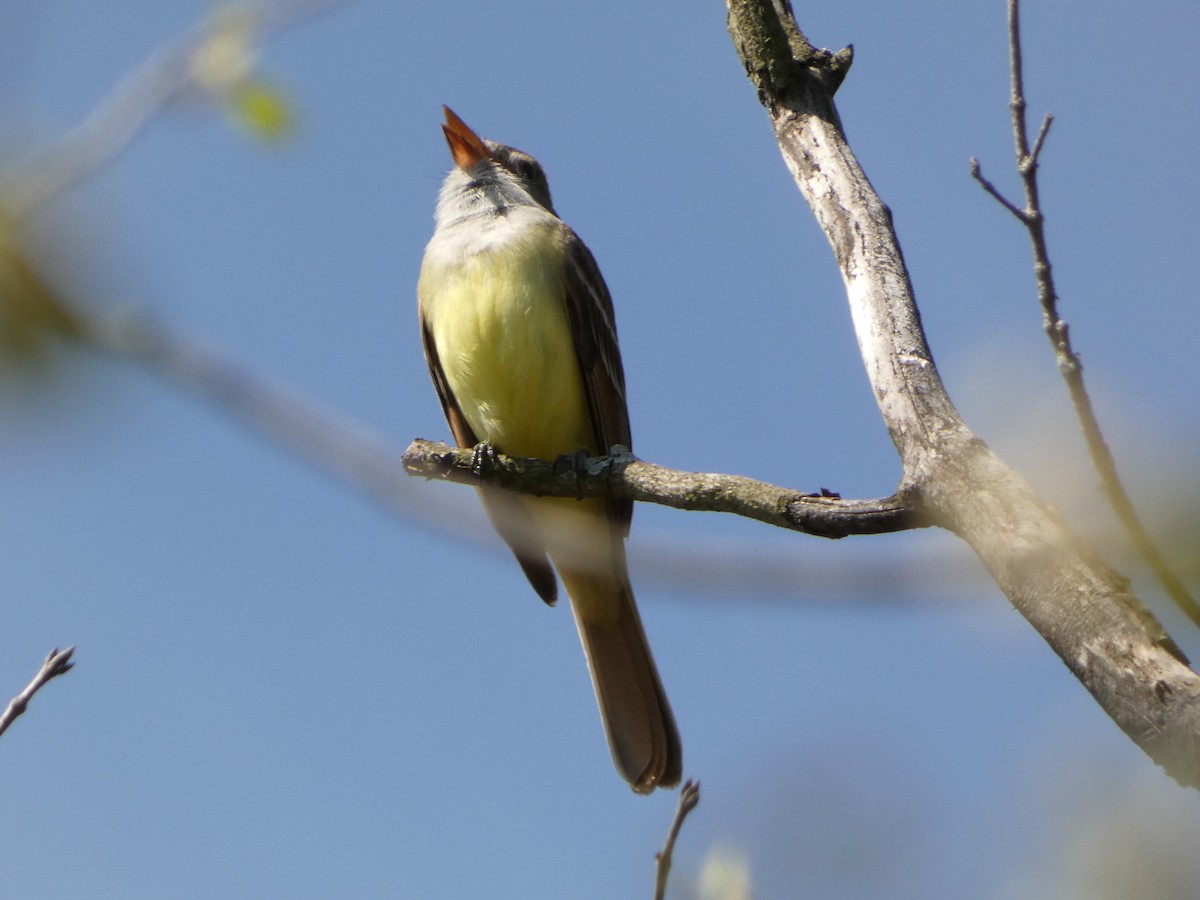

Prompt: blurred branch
xmin=0 ymin=0 xmax=349 ymax=220
xmin=726 ymin=0 xmax=1200 ymax=789
xmin=0 ymin=647 xmax=75 ymax=740
xmin=82 ymin=305 xmax=476 ymax=521
xmin=0 ymin=226 xmax=87 ymax=360
xmin=969 ymin=0 xmax=1199 ymax=626
xmin=403 ymin=439 xmax=930 ymax=539
xmin=654 ymin=779 xmax=700 ymax=900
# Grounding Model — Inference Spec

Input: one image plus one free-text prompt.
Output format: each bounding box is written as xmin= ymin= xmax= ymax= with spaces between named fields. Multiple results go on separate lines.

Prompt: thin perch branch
xmin=0 ymin=647 xmax=76 ymax=740
xmin=973 ymin=0 xmax=1200 ymax=625
xmin=403 ymin=439 xmax=930 ymax=539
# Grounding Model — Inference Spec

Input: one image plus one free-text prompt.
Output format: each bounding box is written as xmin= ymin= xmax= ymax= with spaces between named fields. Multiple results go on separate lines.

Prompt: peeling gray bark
xmin=726 ymin=0 xmax=1200 ymax=786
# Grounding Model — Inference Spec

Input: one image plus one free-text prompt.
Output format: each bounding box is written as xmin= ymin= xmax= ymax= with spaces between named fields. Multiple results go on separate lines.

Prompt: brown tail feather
xmin=561 ymin=567 xmax=682 ymax=793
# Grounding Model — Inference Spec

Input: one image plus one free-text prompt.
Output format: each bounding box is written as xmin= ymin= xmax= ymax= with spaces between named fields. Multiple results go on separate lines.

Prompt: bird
xmin=417 ymin=106 xmax=681 ymax=793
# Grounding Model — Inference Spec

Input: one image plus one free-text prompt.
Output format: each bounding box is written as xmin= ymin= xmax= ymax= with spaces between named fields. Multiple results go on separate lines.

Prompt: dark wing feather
xmin=420 ymin=320 xmax=558 ymax=605
xmin=560 ymin=227 xmax=633 ymax=535
xmin=420 ymin=320 xmax=478 ymax=450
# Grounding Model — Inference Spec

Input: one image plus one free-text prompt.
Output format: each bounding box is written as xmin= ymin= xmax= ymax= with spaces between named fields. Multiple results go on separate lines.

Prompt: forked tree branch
xmin=969 ymin=0 xmax=1199 ymax=626
xmin=725 ymin=0 xmax=1200 ymax=787
xmin=0 ymin=647 xmax=75 ymax=740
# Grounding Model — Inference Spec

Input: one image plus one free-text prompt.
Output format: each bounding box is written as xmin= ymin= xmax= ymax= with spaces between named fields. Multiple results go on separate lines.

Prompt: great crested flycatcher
xmin=417 ymin=107 xmax=681 ymax=793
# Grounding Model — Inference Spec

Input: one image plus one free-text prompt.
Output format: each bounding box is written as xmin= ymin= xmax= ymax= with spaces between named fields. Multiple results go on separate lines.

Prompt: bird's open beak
xmin=442 ymin=106 xmax=490 ymax=170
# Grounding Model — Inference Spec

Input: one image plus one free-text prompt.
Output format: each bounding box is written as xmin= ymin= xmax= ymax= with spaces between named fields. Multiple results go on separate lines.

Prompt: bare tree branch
xmin=0 ymin=647 xmax=75 ymax=740
xmin=86 ymin=310 xmax=443 ymax=515
xmin=726 ymin=0 xmax=1200 ymax=788
xmin=969 ymin=0 xmax=1200 ymax=626
xmin=403 ymin=439 xmax=929 ymax=539
xmin=654 ymin=779 xmax=700 ymax=900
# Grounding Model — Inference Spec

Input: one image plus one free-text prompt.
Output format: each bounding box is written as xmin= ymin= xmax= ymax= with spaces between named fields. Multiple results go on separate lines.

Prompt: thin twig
xmin=1029 ymin=113 xmax=1054 ymax=164
xmin=0 ymin=647 xmax=76 ymax=740
xmin=968 ymin=157 xmax=1027 ymax=222
xmin=654 ymin=779 xmax=700 ymax=900
xmin=1007 ymin=0 xmax=1030 ymax=160
xmin=974 ymin=0 xmax=1200 ymax=625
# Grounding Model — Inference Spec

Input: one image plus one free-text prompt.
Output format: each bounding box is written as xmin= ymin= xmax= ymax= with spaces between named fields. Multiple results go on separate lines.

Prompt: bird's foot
xmin=470 ymin=441 xmax=500 ymax=479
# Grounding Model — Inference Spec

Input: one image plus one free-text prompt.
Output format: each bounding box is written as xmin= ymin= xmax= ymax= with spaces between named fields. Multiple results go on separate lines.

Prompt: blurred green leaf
xmin=189 ymin=7 xmax=295 ymax=144
xmin=228 ymin=81 xmax=295 ymax=141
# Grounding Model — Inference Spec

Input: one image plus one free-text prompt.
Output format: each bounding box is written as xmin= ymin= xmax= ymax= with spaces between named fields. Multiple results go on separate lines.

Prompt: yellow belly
xmin=419 ymin=224 xmax=595 ymax=459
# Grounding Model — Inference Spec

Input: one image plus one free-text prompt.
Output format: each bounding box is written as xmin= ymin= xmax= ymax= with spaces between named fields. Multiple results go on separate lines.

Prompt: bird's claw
xmin=471 ymin=441 xmax=500 ymax=479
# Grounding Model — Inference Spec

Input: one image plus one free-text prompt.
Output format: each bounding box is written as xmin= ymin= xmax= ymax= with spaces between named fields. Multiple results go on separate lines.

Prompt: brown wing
xmin=560 ymin=227 xmax=633 ymax=536
xmin=420 ymin=319 xmax=559 ymax=605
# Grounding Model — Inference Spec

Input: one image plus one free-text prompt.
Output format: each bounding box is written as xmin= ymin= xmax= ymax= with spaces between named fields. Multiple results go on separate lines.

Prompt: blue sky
xmin=2 ymin=1 xmax=1199 ymax=898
